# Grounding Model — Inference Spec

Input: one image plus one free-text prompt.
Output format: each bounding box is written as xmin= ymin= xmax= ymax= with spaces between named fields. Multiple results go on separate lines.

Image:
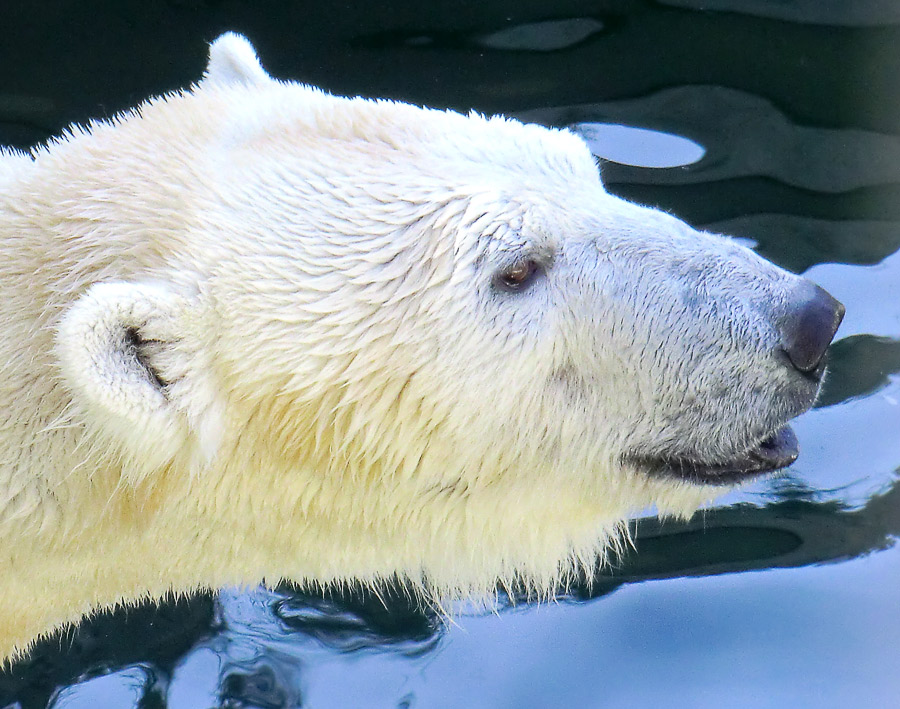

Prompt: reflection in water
xmin=2 ymin=0 xmax=898 ymax=706
xmin=816 ymin=335 xmax=900 ymax=408
xmin=518 ymin=84 xmax=900 ymax=273
xmin=272 ymin=588 xmax=440 ymax=657
xmin=807 ymin=249 xmax=900 ymax=340
xmin=3 ymin=478 xmax=896 ymax=707
xmin=571 ymin=122 xmax=705 ymax=168
xmin=475 ymin=18 xmax=605 ymax=52
xmin=658 ymin=0 xmax=900 ymax=27
xmin=704 ymin=214 xmax=900 ymax=274
xmin=519 ymin=85 xmax=900 ymax=193
xmin=619 ymin=480 xmax=899 ymax=579
xmin=0 ymin=595 xmax=216 ymax=707
xmin=219 ymin=664 xmax=296 ymax=709
xmin=50 ymin=668 xmax=147 ymax=709
xmin=611 ymin=177 xmax=900 ymax=246
xmin=355 ymin=16 xmax=609 ymax=53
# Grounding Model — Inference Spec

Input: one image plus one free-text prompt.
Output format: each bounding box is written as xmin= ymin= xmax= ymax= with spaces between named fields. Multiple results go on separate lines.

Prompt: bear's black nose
xmin=778 ymin=282 xmax=845 ymax=375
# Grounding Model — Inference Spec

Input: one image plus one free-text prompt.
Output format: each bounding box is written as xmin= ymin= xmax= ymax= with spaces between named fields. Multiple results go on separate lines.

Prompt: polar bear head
xmin=52 ymin=34 xmax=843 ymax=596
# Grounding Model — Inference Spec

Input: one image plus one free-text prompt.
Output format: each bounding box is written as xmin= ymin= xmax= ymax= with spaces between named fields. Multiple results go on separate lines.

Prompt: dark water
xmin=1 ymin=2 xmax=899 ymax=707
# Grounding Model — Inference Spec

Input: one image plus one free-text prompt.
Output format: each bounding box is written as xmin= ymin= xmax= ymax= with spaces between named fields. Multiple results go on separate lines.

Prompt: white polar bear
xmin=0 ymin=34 xmax=842 ymax=660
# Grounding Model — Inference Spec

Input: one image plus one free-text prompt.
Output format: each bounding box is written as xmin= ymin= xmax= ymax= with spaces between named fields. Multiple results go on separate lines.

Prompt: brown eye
xmin=493 ymin=259 xmax=541 ymax=293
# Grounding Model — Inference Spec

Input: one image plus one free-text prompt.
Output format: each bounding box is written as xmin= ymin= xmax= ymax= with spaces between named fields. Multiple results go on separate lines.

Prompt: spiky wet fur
xmin=0 ymin=34 xmax=807 ymax=661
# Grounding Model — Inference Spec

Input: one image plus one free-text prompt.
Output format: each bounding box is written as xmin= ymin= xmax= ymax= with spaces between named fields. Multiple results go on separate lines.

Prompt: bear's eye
xmin=493 ymin=259 xmax=541 ymax=293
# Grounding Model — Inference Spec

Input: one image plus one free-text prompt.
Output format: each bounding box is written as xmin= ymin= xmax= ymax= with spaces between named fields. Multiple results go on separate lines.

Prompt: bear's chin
xmin=629 ymin=425 xmax=799 ymax=487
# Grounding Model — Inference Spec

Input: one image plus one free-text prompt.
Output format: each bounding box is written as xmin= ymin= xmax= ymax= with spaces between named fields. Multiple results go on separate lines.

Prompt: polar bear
xmin=0 ymin=34 xmax=842 ymax=660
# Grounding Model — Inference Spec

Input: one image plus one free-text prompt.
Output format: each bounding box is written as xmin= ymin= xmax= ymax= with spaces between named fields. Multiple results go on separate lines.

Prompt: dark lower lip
xmin=629 ymin=426 xmax=799 ymax=486
xmin=777 ymin=348 xmax=828 ymax=385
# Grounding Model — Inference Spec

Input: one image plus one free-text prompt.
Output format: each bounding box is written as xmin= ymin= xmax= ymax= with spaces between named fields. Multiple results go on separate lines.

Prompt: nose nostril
xmin=779 ymin=283 xmax=845 ymax=374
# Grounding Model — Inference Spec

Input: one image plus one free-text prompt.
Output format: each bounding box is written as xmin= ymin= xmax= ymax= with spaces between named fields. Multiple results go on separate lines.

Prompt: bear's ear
xmin=203 ymin=32 xmax=271 ymax=87
xmin=55 ymin=282 xmax=224 ymax=484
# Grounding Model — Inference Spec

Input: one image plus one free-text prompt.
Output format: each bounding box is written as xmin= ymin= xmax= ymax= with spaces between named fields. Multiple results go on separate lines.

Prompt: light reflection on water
xmin=50 ymin=669 xmax=146 ymax=709
xmin=3 ymin=3 xmax=899 ymax=708
xmin=45 ymin=542 xmax=900 ymax=708
xmin=572 ymin=122 xmax=706 ymax=168
xmin=475 ymin=18 xmax=605 ymax=53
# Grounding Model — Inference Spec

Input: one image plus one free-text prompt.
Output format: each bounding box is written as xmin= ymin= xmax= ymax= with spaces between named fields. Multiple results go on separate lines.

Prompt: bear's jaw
xmin=628 ymin=425 xmax=799 ymax=487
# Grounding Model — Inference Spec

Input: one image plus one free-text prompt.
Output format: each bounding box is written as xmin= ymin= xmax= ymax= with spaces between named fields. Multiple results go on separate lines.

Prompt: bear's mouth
xmin=629 ymin=425 xmax=799 ymax=486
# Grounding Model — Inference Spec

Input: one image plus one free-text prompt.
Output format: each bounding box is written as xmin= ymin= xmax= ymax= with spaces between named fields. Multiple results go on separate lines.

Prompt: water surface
xmin=0 ymin=2 xmax=898 ymax=707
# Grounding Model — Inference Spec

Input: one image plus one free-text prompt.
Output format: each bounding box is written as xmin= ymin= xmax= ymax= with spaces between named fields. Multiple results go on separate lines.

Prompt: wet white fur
xmin=0 ymin=33 xmax=805 ymax=660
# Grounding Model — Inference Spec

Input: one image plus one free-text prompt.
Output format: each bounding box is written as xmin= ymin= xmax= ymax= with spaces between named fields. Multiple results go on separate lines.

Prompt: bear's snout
xmin=776 ymin=281 xmax=845 ymax=379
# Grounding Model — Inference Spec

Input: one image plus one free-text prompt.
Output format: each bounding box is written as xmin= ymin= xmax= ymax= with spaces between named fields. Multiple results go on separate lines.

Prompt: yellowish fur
xmin=0 ymin=34 xmax=781 ymax=661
